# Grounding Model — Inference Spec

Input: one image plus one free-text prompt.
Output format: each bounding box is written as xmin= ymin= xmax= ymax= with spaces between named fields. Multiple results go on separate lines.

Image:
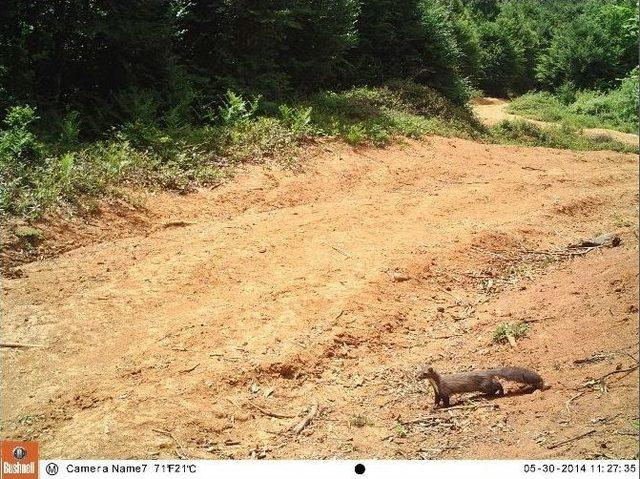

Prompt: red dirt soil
xmin=1 ymin=136 xmax=638 ymax=459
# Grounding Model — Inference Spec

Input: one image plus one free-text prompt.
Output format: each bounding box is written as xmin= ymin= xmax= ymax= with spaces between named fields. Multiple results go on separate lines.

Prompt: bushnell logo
xmin=0 ymin=440 xmax=39 ymax=479
xmin=12 ymin=447 xmax=27 ymax=460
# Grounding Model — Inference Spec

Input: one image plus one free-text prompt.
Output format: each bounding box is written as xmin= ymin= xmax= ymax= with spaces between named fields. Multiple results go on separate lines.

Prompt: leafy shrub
xmin=344 ymin=124 xmax=368 ymax=145
xmin=14 ymin=225 xmax=44 ymax=247
xmin=220 ymin=117 xmax=297 ymax=163
xmin=1 ymin=106 xmax=48 ymax=215
xmin=278 ymin=105 xmax=313 ymax=135
xmin=569 ymin=68 xmax=639 ymax=133
xmin=507 ymin=92 xmax=565 ymax=122
xmin=0 ymin=105 xmax=44 ymax=167
xmin=555 ymin=82 xmax=577 ymax=105
xmin=307 ymin=84 xmax=481 ymax=145
xmin=492 ymin=321 xmax=529 ymax=344
xmin=60 ymin=111 xmax=81 ymax=147
xmin=218 ymin=91 xmax=260 ymax=126
xmin=508 ymin=68 xmax=639 ymax=133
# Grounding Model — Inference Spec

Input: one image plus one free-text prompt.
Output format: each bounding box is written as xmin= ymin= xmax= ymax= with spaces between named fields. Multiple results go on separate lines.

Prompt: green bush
xmin=218 ymin=91 xmax=261 ymax=126
xmin=278 ymin=105 xmax=313 ymax=135
xmin=491 ymin=119 xmax=634 ymax=153
xmin=307 ymin=83 xmax=481 ymax=145
xmin=220 ymin=117 xmax=298 ymax=163
xmin=0 ymin=106 xmax=44 ymax=166
xmin=507 ymin=92 xmax=565 ymax=122
xmin=492 ymin=321 xmax=529 ymax=344
xmin=508 ymin=68 xmax=639 ymax=133
xmin=1 ymin=105 xmax=47 ymax=215
xmin=569 ymin=68 xmax=639 ymax=133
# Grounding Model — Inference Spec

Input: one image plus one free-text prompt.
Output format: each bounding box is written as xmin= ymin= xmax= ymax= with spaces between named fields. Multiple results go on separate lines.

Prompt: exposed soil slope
xmin=1 ymin=136 xmax=638 ymax=459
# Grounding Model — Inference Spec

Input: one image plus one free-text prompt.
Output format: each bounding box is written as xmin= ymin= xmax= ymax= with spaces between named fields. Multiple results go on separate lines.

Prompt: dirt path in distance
xmin=473 ymin=97 xmax=639 ymax=147
xmin=2 ymin=136 xmax=638 ymax=459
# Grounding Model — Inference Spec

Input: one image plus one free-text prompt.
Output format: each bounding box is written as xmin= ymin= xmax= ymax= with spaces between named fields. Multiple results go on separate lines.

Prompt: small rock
xmin=391 ymin=271 xmax=410 ymax=282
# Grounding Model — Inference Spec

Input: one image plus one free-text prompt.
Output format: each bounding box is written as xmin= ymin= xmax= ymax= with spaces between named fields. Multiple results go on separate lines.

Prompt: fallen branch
xmin=547 ymin=429 xmax=596 ymax=450
xmin=580 ymin=365 xmax=639 ymax=389
xmin=400 ymin=416 xmax=454 ymax=426
xmin=439 ymin=403 xmax=499 ymax=412
xmin=247 ymin=401 xmax=298 ymax=419
xmin=517 ymin=247 xmax=600 ymax=257
xmin=568 ymin=234 xmax=620 ymax=249
xmin=152 ymin=428 xmax=190 ymax=459
xmin=485 ymin=246 xmax=600 ymax=257
xmin=162 ymin=220 xmax=194 ymax=229
xmin=0 ymin=342 xmax=45 ymax=349
xmin=290 ymin=400 xmax=319 ymax=435
xmin=573 ymin=353 xmax=609 ymax=365
xmin=323 ymin=242 xmax=350 ymax=258
xmin=401 ymin=403 xmax=499 ymax=425
xmin=595 ymin=365 xmax=638 ymax=382
xmin=431 ymin=333 xmax=465 ymax=340
xmin=179 ymin=363 xmax=199 ymax=373
xmin=565 ymin=392 xmax=585 ymax=412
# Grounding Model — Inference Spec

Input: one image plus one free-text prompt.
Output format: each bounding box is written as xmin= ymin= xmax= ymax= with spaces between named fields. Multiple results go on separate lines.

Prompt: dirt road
xmin=2 ymin=136 xmax=638 ymax=459
xmin=473 ymin=97 xmax=639 ymax=147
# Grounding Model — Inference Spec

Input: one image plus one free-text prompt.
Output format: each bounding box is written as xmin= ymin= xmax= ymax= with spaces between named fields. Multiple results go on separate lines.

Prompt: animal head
xmin=417 ymin=365 xmax=436 ymax=380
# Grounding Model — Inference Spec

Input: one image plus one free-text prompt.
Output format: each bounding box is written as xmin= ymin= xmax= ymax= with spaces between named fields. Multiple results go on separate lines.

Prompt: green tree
xmin=349 ymin=0 xmax=466 ymax=102
xmin=176 ymin=1 xmax=359 ymax=98
xmin=448 ymin=0 xmax=482 ymax=84
xmin=476 ymin=21 xmax=524 ymax=96
xmin=0 ymin=1 xmax=184 ymax=135
xmin=536 ymin=0 xmax=639 ymax=89
xmin=495 ymin=1 xmax=543 ymax=93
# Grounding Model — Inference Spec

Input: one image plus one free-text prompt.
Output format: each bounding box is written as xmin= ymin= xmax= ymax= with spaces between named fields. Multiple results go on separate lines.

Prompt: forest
xmin=1 ymin=0 xmax=638 ymax=217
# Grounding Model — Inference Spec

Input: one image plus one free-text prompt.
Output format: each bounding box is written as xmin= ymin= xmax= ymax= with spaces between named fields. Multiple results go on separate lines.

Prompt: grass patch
xmin=1 ymin=79 xmax=635 ymax=222
xmin=491 ymin=119 xmax=635 ymax=153
xmin=14 ymin=226 xmax=44 ymax=248
xmin=306 ymin=81 xmax=484 ymax=145
xmin=394 ymin=422 xmax=408 ymax=438
xmin=507 ymin=69 xmax=639 ymax=134
xmin=349 ymin=414 xmax=370 ymax=428
xmin=492 ymin=321 xmax=529 ymax=344
xmin=1 ymin=84 xmax=481 ymax=219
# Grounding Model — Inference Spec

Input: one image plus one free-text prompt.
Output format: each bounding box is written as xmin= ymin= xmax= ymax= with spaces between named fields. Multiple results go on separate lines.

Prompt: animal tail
xmin=488 ymin=367 xmax=545 ymax=389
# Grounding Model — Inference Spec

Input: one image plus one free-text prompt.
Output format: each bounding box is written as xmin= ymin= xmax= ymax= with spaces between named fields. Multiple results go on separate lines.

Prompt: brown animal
xmin=417 ymin=365 xmax=544 ymax=408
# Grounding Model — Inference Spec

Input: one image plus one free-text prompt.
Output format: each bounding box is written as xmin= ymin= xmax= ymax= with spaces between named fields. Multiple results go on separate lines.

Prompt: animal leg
xmin=482 ymin=378 xmax=503 ymax=397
